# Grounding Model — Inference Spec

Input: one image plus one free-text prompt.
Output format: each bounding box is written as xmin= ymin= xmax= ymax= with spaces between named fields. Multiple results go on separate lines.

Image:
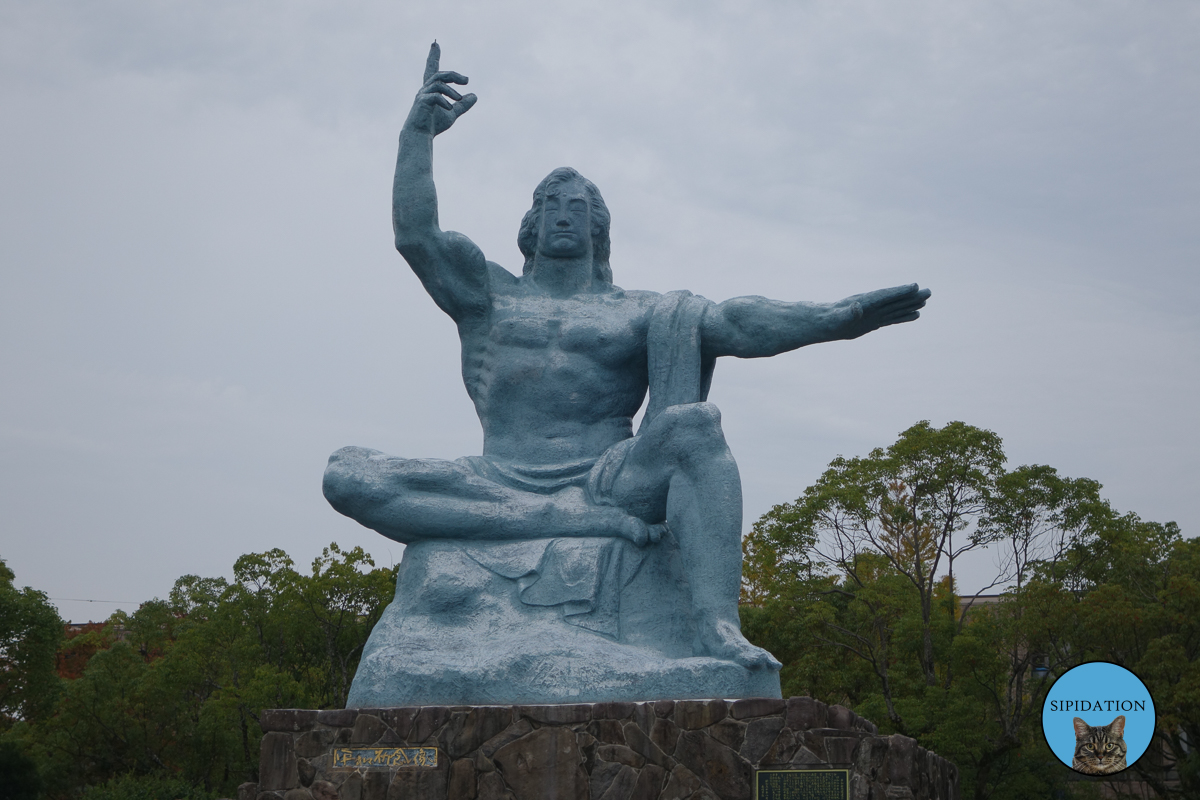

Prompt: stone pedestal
xmin=254 ymin=697 xmax=958 ymax=800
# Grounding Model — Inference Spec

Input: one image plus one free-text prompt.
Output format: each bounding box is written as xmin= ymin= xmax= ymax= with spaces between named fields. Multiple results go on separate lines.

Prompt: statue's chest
xmin=489 ymin=298 xmax=645 ymax=366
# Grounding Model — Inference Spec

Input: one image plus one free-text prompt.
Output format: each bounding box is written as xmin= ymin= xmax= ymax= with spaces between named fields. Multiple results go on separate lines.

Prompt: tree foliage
xmin=2 ymin=544 xmax=395 ymax=798
xmin=0 ymin=559 xmax=62 ymax=800
xmin=742 ymin=420 xmax=1197 ymax=800
xmin=1 ymin=559 xmax=63 ymax=730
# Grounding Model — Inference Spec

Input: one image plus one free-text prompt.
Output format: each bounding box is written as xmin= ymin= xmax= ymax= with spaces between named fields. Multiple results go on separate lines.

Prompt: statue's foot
xmin=563 ymin=492 xmax=663 ymax=547
xmin=698 ymin=616 xmax=782 ymax=670
xmin=601 ymin=509 xmax=664 ymax=547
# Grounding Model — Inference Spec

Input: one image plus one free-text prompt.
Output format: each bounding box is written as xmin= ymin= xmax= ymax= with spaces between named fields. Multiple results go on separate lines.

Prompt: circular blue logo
xmin=1042 ymin=661 xmax=1155 ymax=774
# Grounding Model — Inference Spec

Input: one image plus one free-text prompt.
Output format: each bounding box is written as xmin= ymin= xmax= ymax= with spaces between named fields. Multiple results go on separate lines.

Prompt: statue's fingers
xmin=882 ymin=311 xmax=921 ymax=326
xmin=428 ymin=70 xmax=469 ymax=86
xmin=872 ymin=283 xmax=918 ymax=303
xmin=853 ymin=285 xmax=910 ymax=311
xmin=868 ymin=296 xmax=914 ymax=315
xmin=422 ymin=81 xmax=463 ymax=101
xmin=451 ymin=93 xmax=478 ymax=118
xmin=423 ymin=41 xmax=441 ymax=83
xmin=419 ymin=93 xmax=454 ymax=111
xmin=891 ymin=293 xmax=929 ymax=311
xmin=874 ymin=288 xmax=928 ymax=312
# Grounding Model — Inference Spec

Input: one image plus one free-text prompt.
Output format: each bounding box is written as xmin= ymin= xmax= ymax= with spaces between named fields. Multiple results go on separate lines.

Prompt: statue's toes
xmin=620 ymin=516 xmax=649 ymax=547
xmin=704 ymin=620 xmax=782 ymax=669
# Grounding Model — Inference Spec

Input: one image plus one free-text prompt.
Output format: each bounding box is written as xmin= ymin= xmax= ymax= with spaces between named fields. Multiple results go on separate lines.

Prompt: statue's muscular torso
xmin=457 ymin=264 xmax=661 ymax=467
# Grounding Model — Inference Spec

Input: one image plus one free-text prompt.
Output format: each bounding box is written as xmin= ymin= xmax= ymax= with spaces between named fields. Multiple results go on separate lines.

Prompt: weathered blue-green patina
xmin=324 ymin=44 xmax=930 ymax=706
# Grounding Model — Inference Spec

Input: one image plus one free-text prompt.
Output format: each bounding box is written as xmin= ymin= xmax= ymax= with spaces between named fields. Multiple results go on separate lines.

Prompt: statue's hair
xmin=517 ymin=167 xmax=612 ymax=284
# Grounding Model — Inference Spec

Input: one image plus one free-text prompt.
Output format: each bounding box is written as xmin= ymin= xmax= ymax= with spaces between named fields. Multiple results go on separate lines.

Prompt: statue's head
xmin=518 ymin=167 xmax=612 ymax=283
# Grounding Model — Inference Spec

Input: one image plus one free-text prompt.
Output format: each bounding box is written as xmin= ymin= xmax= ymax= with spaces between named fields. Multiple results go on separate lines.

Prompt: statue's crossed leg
xmin=605 ymin=402 xmax=781 ymax=669
xmin=323 ymin=401 xmax=780 ymax=670
xmin=323 ymin=448 xmax=653 ymax=546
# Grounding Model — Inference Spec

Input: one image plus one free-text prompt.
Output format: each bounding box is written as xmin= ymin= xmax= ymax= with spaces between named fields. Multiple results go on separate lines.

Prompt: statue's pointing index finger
xmin=424 ymin=41 xmax=440 ymax=83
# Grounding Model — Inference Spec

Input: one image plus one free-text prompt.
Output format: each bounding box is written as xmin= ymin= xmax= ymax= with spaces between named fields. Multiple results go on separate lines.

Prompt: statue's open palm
xmin=406 ymin=43 xmax=477 ymax=136
xmin=841 ymin=284 xmax=932 ymax=339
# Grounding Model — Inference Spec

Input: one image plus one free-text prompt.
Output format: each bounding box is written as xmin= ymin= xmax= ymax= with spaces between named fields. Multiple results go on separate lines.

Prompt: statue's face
xmin=536 ymin=179 xmax=592 ymax=260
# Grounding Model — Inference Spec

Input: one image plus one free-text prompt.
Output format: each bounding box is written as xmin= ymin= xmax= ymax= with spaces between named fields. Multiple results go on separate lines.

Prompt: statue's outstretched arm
xmin=393 ymin=43 xmax=487 ymax=323
xmin=701 ymin=283 xmax=931 ymax=359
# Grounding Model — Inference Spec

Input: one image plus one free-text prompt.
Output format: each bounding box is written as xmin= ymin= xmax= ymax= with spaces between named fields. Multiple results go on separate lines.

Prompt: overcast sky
xmin=2 ymin=1 xmax=1197 ymax=623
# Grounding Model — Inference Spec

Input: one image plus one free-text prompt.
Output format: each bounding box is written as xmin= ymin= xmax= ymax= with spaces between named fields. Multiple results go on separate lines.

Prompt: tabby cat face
xmin=1072 ymin=715 xmax=1127 ymax=775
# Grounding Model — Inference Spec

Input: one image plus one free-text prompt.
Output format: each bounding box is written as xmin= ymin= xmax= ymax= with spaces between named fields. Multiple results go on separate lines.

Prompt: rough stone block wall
xmin=254 ymin=697 xmax=959 ymax=800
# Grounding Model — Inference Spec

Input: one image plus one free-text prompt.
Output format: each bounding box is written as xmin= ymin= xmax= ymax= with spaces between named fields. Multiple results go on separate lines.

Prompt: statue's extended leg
xmin=323 ymin=446 xmax=649 ymax=545
xmin=608 ymin=403 xmax=781 ymax=669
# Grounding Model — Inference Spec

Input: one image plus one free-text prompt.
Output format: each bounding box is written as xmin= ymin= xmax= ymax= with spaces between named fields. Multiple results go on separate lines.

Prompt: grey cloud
xmin=1 ymin=0 xmax=1196 ymax=621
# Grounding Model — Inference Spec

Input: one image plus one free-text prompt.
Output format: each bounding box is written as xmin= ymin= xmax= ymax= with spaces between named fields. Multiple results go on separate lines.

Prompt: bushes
xmin=79 ymin=775 xmax=217 ymax=800
xmin=2 ymin=544 xmax=396 ymax=799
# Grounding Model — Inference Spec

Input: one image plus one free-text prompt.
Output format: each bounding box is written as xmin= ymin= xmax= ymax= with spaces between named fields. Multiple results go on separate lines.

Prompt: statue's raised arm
xmin=701 ymin=283 xmax=932 ymax=359
xmin=393 ymin=43 xmax=487 ymax=323
xmin=324 ymin=41 xmax=944 ymax=707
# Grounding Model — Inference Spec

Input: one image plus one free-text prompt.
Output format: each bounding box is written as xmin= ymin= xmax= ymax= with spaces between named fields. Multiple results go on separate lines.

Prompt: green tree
xmin=740 ymin=421 xmax=1167 ymax=800
xmin=299 ymin=544 xmax=397 ymax=709
xmin=0 ymin=739 xmax=43 ymax=800
xmin=0 ymin=558 xmax=62 ymax=799
xmin=30 ymin=544 xmax=396 ymax=798
xmin=1029 ymin=515 xmax=1200 ymax=798
xmin=978 ymin=465 xmax=1107 ymax=592
xmin=744 ymin=420 xmax=1005 ymax=725
xmin=80 ymin=773 xmax=218 ymax=800
xmin=0 ymin=558 xmax=63 ymax=729
xmin=945 ymin=465 xmax=1111 ymax=796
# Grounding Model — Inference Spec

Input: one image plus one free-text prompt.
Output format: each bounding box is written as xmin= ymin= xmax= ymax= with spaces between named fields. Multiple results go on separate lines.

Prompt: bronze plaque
xmin=755 ymin=768 xmax=849 ymax=800
xmin=331 ymin=747 xmax=438 ymax=769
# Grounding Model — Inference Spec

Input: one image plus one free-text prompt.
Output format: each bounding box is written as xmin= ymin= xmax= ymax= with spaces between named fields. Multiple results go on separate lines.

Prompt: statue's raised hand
xmin=839 ymin=283 xmax=932 ymax=339
xmin=405 ymin=42 xmax=477 ymax=136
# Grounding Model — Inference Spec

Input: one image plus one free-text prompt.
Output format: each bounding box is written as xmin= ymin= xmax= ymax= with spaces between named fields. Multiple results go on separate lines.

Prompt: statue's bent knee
xmin=673 ymin=401 xmax=722 ymax=427
xmin=323 ymin=446 xmax=378 ymax=514
xmin=327 ymin=445 xmax=379 ymax=465
xmin=657 ymin=402 xmax=728 ymax=458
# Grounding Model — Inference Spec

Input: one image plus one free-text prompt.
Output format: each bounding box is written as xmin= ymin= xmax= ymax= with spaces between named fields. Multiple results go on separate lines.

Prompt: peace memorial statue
xmin=324 ymin=44 xmax=930 ymax=706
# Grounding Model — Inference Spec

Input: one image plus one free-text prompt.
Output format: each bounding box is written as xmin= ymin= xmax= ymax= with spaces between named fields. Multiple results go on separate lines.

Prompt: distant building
xmin=955 ymin=593 xmax=1002 ymax=619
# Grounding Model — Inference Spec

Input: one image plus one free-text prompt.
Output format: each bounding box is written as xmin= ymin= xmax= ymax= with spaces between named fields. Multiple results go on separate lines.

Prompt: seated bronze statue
xmin=324 ymin=44 xmax=930 ymax=706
